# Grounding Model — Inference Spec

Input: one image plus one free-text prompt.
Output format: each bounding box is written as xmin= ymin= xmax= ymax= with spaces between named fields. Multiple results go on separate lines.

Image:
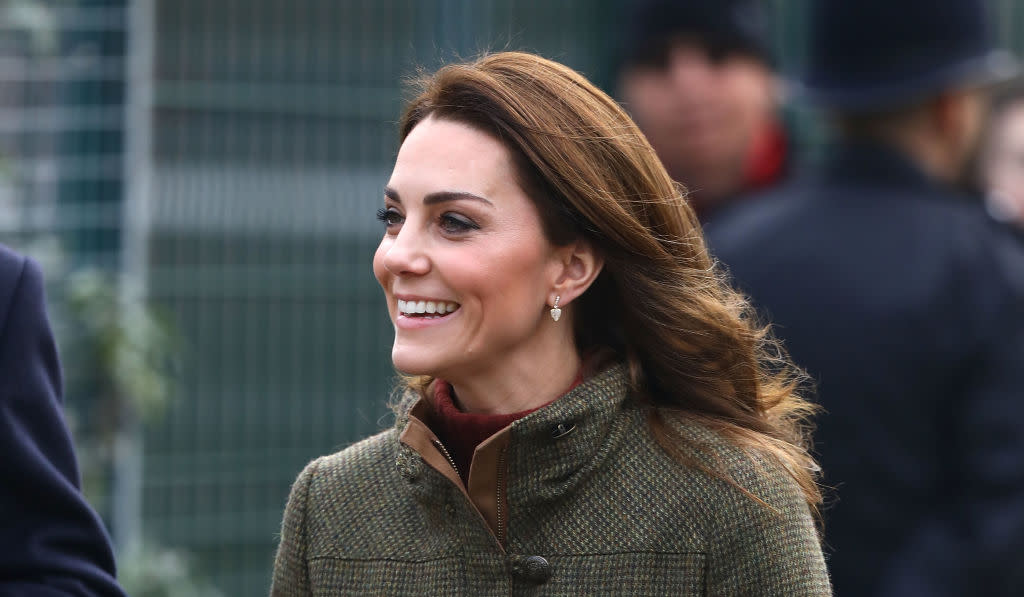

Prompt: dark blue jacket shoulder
xmin=0 ymin=244 xmax=126 ymax=597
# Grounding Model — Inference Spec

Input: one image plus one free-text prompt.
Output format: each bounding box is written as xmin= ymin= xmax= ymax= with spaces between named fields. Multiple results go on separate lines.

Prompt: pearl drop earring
xmin=550 ymin=295 xmax=561 ymax=322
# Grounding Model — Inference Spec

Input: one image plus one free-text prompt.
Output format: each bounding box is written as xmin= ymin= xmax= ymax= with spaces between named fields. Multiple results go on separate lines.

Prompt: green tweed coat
xmin=271 ymin=364 xmax=832 ymax=596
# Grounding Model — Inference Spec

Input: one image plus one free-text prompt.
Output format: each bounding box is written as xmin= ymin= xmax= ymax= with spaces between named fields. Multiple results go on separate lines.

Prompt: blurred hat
xmin=801 ymin=0 xmax=1017 ymax=111
xmin=619 ymin=0 xmax=774 ymax=70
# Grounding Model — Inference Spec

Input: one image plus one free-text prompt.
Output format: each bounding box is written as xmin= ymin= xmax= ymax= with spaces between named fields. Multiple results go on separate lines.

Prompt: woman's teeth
xmin=397 ymin=299 xmax=460 ymax=317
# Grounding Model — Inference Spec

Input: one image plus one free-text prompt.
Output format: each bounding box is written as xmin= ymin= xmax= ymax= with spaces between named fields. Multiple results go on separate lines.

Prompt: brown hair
xmin=397 ymin=51 xmax=822 ymax=515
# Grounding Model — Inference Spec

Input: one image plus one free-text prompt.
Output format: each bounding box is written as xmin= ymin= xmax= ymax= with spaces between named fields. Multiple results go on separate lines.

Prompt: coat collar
xmin=500 ymin=362 xmax=633 ymax=502
xmin=394 ymin=363 xmax=634 ymax=547
xmin=393 ymin=362 xmax=631 ymax=442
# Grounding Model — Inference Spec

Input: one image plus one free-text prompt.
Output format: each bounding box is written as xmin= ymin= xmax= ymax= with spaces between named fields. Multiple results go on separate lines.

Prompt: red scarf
xmin=743 ymin=119 xmax=787 ymax=191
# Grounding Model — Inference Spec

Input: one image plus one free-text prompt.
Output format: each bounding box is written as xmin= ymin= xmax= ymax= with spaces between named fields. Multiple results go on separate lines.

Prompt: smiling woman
xmin=271 ymin=51 xmax=831 ymax=596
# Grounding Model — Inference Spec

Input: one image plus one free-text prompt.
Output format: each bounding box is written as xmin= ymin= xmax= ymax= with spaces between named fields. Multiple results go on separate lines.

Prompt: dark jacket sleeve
xmin=0 ymin=251 xmax=126 ymax=597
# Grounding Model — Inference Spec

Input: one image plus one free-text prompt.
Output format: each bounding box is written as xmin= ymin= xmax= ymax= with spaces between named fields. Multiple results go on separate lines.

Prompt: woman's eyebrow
xmin=383 ymin=186 xmax=493 ymax=206
xmin=423 ymin=191 xmax=493 ymax=206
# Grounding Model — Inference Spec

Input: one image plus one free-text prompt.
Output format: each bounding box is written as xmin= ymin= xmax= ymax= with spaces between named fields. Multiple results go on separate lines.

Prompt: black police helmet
xmin=800 ymin=0 xmax=1016 ymax=111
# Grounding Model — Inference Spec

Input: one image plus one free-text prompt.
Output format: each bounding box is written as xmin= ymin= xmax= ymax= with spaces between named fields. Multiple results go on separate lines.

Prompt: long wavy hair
xmin=396 ymin=51 xmax=822 ymax=515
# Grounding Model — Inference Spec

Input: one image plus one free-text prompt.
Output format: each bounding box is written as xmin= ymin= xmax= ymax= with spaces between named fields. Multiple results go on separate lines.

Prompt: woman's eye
xmin=376 ymin=207 xmax=403 ymax=228
xmin=439 ymin=213 xmax=479 ymax=234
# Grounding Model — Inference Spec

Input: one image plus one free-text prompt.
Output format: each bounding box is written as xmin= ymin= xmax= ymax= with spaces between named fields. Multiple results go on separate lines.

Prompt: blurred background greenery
xmin=1 ymin=0 xmax=1022 ymax=594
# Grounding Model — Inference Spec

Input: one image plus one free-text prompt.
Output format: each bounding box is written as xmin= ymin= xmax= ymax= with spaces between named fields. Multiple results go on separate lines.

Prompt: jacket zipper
xmin=496 ymin=446 xmax=507 ymax=544
xmin=431 ymin=436 xmax=508 ymax=549
xmin=431 ymin=439 xmax=461 ymax=479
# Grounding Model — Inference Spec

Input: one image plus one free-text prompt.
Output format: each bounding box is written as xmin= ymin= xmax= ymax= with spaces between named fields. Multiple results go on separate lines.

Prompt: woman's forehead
xmin=389 ymin=117 xmax=518 ymax=198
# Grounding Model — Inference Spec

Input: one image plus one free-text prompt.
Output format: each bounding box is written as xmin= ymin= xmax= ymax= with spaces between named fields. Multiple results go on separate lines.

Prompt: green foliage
xmin=118 ymin=542 xmax=225 ymax=597
xmin=62 ymin=267 xmax=181 ymax=427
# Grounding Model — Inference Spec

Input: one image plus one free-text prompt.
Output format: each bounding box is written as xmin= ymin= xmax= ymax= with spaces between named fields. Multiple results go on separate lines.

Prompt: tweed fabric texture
xmin=271 ymin=364 xmax=832 ymax=596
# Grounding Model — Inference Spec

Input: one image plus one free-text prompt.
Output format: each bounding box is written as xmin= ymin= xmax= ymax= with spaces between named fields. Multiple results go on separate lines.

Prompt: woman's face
xmin=373 ymin=116 xmax=566 ymax=380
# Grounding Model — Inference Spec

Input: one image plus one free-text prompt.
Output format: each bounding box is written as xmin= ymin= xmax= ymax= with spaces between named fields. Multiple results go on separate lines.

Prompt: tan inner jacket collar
xmin=397 ymin=363 xmax=631 ymax=547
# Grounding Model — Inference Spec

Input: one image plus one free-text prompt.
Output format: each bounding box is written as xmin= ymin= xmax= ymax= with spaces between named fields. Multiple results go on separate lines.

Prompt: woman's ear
xmin=549 ymin=240 xmax=604 ymax=307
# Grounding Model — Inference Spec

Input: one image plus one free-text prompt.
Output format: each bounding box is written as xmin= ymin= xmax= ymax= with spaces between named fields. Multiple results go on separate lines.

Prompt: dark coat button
xmin=522 ymin=555 xmax=551 ymax=583
xmin=551 ymin=422 xmax=576 ymax=439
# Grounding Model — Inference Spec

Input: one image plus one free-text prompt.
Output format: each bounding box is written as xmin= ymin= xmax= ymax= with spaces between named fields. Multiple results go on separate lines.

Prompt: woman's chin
xmin=391 ymin=350 xmax=438 ymax=377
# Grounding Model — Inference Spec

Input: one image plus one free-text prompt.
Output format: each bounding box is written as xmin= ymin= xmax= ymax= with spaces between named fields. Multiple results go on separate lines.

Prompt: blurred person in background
xmin=706 ymin=1 xmax=1024 ymax=596
xmin=0 ymin=244 xmax=125 ymax=597
xmin=271 ymin=51 xmax=831 ymax=596
xmin=616 ymin=0 xmax=785 ymax=223
xmin=975 ymin=76 xmax=1024 ymax=227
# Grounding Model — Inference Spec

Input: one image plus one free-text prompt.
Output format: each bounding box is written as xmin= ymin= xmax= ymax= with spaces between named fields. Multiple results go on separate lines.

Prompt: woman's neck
xmin=445 ymin=338 xmax=582 ymax=415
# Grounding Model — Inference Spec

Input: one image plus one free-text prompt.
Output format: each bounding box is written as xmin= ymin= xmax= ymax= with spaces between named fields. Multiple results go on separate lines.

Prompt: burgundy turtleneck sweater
xmin=428 ymin=375 xmax=582 ymax=484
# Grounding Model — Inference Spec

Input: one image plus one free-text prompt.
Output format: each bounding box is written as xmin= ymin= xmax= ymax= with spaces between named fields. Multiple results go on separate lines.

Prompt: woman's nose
xmin=381 ymin=228 xmax=430 ymax=276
